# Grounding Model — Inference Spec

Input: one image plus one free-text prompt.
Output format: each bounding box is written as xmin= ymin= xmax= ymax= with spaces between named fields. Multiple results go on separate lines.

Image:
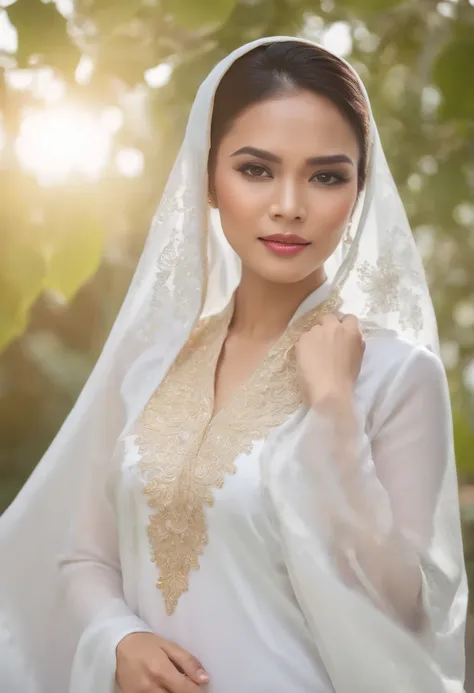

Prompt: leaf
xmin=74 ymin=0 xmax=144 ymax=34
xmin=7 ymin=0 xmax=81 ymax=76
xmin=44 ymin=207 xmax=104 ymax=302
xmin=0 ymin=241 xmax=45 ymax=352
xmin=165 ymin=0 xmax=237 ymax=31
xmin=453 ymin=408 xmax=474 ymax=480
xmin=433 ymin=35 xmax=474 ymax=121
xmin=0 ymin=310 xmax=29 ymax=352
xmin=338 ymin=0 xmax=400 ymax=14
xmin=95 ymin=34 xmax=158 ymax=85
xmin=0 ymin=238 xmax=46 ymax=308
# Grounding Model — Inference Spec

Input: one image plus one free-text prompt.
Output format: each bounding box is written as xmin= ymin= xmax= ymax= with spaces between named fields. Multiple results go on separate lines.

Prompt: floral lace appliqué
xmin=357 ymin=245 xmax=424 ymax=333
xmin=136 ymin=291 xmax=339 ymax=615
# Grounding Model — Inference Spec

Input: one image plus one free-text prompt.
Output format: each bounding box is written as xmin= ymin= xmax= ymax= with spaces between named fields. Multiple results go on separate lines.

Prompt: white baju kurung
xmin=59 ymin=283 xmax=457 ymax=693
xmin=0 ymin=37 xmax=466 ymax=693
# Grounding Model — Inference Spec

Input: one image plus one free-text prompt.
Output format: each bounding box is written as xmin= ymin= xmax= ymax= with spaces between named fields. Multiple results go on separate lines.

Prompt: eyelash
xmin=237 ymin=163 xmax=349 ymax=186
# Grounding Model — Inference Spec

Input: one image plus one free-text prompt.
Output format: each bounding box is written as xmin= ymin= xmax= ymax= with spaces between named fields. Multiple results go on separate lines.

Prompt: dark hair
xmin=209 ymin=41 xmax=370 ymax=190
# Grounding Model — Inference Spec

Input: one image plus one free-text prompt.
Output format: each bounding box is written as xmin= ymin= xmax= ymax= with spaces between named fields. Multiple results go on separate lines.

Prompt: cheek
xmin=214 ymin=169 xmax=265 ymax=237
xmin=309 ymin=185 xmax=358 ymax=239
xmin=216 ymin=170 xmax=258 ymax=211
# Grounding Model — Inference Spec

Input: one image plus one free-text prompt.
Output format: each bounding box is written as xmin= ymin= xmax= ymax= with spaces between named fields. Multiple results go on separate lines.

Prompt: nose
xmin=269 ymin=179 xmax=307 ymax=223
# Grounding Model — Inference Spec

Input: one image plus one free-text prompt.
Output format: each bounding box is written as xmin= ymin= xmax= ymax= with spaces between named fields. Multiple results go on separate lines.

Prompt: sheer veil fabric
xmin=0 ymin=36 xmax=467 ymax=693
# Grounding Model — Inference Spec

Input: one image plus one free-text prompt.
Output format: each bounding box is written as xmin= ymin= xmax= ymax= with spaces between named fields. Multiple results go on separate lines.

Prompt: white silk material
xmin=0 ymin=36 xmax=467 ymax=693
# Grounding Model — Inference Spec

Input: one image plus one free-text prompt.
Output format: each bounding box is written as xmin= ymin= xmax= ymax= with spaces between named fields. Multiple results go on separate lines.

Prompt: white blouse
xmin=59 ymin=283 xmax=456 ymax=693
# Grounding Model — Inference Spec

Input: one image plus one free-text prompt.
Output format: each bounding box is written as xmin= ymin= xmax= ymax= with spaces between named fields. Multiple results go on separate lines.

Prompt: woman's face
xmin=211 ymin=88 xmax=361 ymax=285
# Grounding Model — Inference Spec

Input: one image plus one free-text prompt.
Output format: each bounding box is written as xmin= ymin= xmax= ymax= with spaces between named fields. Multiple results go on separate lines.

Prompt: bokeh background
xmin=0 ymin=0 xmax=473 ymax=677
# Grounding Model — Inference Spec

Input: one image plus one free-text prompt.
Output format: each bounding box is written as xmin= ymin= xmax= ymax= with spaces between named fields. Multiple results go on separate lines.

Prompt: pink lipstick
xmin=259 ymin=233 xmax=310 ymax=257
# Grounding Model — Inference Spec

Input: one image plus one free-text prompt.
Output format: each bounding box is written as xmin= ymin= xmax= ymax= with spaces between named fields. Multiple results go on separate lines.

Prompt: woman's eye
xmin=311 ymin=172 xmax=346 ymax=185
xmin=240 ymin=163 xmax=271 ymax=178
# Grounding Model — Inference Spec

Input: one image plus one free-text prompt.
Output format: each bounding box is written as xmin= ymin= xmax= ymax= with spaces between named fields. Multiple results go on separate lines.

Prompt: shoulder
xmin=357 ymin=323 xmax=448 ymax=428
xmin=361 ymin=321 xmax=442 ymax=377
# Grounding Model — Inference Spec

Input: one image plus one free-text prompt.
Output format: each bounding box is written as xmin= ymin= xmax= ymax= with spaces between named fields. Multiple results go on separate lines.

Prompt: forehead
xmin=218 ymin=89 xmax=360 ymax=159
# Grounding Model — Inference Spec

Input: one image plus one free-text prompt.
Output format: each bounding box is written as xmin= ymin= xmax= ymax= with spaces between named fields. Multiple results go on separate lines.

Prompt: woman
xmin=0 ymin=37 xmax=467 ymax=693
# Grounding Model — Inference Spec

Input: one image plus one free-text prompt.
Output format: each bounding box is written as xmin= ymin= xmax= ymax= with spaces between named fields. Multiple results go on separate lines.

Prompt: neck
xmin=230 ymin=266 xmax=326 ymax=342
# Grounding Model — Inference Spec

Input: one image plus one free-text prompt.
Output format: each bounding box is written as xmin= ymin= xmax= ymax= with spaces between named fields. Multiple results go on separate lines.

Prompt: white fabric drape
xmin=264 ymin=337 xmax=465 ymax=693
xmin=0 ymin=36 xmax=467 ymax=693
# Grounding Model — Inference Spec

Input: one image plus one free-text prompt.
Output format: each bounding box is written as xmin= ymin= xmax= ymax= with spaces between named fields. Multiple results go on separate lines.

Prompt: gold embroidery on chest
xmin=137 ymin=292 xmax=340 ymax=615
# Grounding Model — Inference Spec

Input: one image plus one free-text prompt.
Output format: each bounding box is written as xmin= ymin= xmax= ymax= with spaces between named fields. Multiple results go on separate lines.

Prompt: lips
xmin=259 ymin=234 xmax=310 ymax=246
xmin=258 ymin=234 xmax=311 ymax=257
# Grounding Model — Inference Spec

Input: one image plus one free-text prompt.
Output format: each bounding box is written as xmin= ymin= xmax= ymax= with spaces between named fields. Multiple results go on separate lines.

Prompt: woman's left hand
xmin=295 ymin=314 xmax=365 ymax=416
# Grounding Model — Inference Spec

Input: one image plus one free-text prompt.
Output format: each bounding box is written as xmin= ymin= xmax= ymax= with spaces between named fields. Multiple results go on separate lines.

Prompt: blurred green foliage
xmin=0 ymin=0 xmax=473 ymax=511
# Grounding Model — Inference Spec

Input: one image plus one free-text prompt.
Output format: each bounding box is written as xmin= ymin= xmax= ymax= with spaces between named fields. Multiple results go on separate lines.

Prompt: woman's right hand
xmin=116 ymin=632 xmax=210 ymax=693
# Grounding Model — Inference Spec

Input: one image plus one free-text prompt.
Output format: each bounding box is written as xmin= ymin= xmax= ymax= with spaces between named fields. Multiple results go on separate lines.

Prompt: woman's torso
xmin=110 ymin=301 xmax=336 ymax=692
xmin=108 ymin=292 xmax=413 ymax=693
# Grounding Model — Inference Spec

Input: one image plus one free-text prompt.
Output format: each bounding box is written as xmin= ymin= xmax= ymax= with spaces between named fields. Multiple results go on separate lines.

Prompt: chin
xmin=249 ymin=259 xmax=318 ymax=285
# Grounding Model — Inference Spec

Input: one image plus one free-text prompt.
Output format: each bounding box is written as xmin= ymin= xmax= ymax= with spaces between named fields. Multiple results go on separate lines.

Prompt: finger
xmin=340 ymin=314 xmax=360 ymax=331
xmin=139 ymin=674 xmax=169 ymax=693
xmin=162 ymin=643 xmax=208 ymax=686
xmin=159 ymin=667 xmax=202 ymax=693
xmin=321 ymin=313 xmax=340 ymax=324
xmin=314 ymin=313 xmax=339 ymax=328
xmin=340 ymin=313 xmax=358 ymax=325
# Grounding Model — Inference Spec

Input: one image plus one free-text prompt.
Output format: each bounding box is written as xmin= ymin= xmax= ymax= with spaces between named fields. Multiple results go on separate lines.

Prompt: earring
xmin=343 ymin=220 xmax=352 ymax=245
xmin=208 ymin=184 xmax=216 ymax=204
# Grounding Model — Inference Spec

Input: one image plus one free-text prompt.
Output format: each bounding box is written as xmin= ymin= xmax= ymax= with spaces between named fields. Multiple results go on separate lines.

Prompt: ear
xmin=208 ymin=188 xmax=217 ymax=209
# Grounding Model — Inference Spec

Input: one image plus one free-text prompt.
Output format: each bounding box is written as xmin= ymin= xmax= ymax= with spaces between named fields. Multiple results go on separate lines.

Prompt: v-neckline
xmin=137 ymin=281 xmax=342 ymax=616
xmin=209 ymin=307 xmax=282 ymax=423
xmin=207 ymin=282 xmax=340 ymax=425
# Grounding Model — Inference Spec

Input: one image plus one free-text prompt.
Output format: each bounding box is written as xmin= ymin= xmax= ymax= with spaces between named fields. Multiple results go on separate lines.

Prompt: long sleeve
xmin=300 ymin=345 xmax=451 ymax=627
xmin=58 ymin=446 xmax=152 ymax=693
xmin=266 ymin=338 xmax=467 ymax=692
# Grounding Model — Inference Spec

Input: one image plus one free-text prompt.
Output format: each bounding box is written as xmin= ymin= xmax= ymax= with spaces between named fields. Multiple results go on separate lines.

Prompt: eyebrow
xmin=230 ymin=146 xmax=354 ymax=167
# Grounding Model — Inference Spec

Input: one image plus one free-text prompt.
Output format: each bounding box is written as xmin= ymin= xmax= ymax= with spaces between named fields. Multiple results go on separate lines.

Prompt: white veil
xmin=0 ymin=36 xmax=467 ymax=693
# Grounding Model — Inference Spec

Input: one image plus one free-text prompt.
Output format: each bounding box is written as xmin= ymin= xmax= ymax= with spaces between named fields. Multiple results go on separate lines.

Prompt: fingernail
xmin=197 ymin=669 xmax=209 ymax=682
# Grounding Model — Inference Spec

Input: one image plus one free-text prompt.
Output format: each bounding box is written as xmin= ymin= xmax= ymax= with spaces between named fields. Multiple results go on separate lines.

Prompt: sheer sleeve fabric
xmin=265 ymin=338 xmax=467 ymax=693
xmin=303 ymin=345 xmax=451 ymax=625
xmin=58 ymin=448 xmax=152 ymax=693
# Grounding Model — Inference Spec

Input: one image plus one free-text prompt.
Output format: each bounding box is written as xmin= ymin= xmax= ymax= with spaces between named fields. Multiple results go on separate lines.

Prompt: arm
xmin=276 ymin=318 xmax=466 ymax=690
xmin=298 ymin=344 xmax=452 ymax=629
xmin=58 ymin=442 xmax=208 ymax=693
xmin=58 ymin=444 xmax=152 ymax=693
